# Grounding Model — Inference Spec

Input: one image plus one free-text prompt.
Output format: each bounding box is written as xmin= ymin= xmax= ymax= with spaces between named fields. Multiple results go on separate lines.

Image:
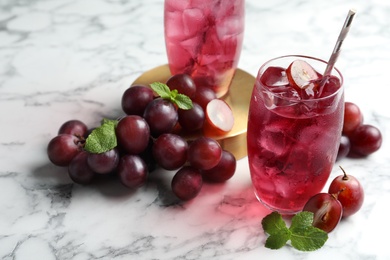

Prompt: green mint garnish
xmin=150 ymin=82 xmax=193 ymax=110
xmin=84 ymin=118 xmax=118 ymax=154
xmin=262 ymin=211 xmax=328 ymax=251
xmin=262 ymin=212 xmax=290 ymax=249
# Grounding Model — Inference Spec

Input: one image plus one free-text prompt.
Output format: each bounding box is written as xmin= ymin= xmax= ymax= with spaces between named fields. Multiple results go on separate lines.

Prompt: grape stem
xmin=339 ymin=165 xmax=349 ymax=181
xmin=74 ymin=135 xmax=86 ymax=147
xmin=331 ymin=187 xmax=346 ymax=200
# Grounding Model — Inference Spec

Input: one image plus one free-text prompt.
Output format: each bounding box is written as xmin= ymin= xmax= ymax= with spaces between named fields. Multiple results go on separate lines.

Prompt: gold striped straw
xmin=323 ymin=9 xmax=356 ymax=76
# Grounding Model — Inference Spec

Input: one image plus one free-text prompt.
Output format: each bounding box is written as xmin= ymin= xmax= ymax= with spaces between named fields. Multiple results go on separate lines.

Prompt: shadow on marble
xmin=31 ymin=162 xmax=137 ymax=198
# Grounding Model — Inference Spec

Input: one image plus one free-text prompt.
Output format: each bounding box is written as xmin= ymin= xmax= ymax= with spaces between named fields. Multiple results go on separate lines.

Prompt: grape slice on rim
xmin=286 ymin=59 xmax=319 ymax=91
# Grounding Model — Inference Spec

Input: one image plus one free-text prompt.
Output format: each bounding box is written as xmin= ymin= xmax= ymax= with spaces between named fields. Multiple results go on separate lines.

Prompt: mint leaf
xmin=290 ymin=211 xmax=315 ymax=230
xmin=84 ymin=119 xmax=118 ymax=154
xmin=262 ymin=212 xmax=291 ymax=249
xmin=261 ymin=211 xmax=328 ymax=252
xmin=262 ymin=211 xmax=289 ymax=235
xmin=290 ymin=225 xmax=328 ymax=251
xmin=150 ymin=82 xmax=193 ymax=110
xmin=175 ymin=94 xmax=193 ymax=110
xmin=265 ymin=228 xmax=291 ymax=250
xmin=150 ymin=82 xmax=171 ymax=99
xmin=290 ymin=212 xmax=328 ymax=251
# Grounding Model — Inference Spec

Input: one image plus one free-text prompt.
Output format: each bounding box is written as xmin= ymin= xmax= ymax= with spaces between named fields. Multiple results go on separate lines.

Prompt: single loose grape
xmin=328 ymin=166 xmax=364 ymax=218
xmin=349 ymin=124 xmax=382 ymax=156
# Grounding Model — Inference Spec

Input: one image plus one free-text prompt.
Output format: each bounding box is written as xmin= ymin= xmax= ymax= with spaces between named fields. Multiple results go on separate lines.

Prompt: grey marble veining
xmin=1 ymin=0 xmax=390 ymax=259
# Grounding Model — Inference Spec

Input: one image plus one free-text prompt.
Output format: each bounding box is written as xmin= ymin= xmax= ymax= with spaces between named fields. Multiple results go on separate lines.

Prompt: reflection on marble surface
xmin=1 ymin=0 xmax=390 ymax=259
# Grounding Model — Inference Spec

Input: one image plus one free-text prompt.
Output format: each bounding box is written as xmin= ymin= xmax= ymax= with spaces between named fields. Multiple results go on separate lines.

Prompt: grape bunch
xmin=337 ymin=101 xmax=382 ymax=160
xmin=47 ymin=74 xmax=236 ymax=201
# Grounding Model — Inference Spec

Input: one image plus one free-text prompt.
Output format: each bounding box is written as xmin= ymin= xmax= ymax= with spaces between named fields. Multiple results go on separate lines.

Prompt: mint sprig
xmin=84 ymin=118 xmax=118 ymax=154
xmin=262 ymin=211 xmax=328 ymax=251
xmin=150 ymin=82 xmax=193 ymax=110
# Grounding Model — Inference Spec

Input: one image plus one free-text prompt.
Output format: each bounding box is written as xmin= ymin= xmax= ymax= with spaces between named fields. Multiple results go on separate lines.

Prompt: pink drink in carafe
xmin=164 ymin=0 xmax=245 ymax=97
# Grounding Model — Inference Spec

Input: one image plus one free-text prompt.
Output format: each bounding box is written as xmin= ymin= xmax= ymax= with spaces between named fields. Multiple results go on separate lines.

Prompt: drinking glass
xmin=164 ymin=0 xmax=245 ymax=97
xmin=247 ymin=55 xmax=344 ymax=214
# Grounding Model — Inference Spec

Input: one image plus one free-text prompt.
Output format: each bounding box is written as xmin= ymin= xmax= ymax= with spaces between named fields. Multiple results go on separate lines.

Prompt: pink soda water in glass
xmin=164 ymin=0 xmax=245 ymax=97
xmin=247 ymin=55 xmax=344 ymax=214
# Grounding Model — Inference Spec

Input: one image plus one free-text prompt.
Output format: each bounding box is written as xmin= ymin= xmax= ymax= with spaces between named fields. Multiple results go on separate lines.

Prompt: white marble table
xmin=1 ymin=0 xmax=389 ymax=259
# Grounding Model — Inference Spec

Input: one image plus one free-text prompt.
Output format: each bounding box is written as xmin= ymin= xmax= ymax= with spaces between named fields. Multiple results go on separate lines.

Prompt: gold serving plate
xmin=132 ymin=65 xmax=255 ymax=160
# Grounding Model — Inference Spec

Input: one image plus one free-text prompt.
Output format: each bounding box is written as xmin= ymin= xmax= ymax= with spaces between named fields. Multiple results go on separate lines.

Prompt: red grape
xmin=47 ymin=134 xmax=83 ymax=166
xmin=152 ymin=133 xmax=188 ymax=170
xmin=171 ymin=166 xmax=203 ymax=201
xmin=328 ymin=166 xmax=364 ymax=218
xmin=116 ymin=115 xmax=150 ymax=154
xmin=348 ymin=124 xmax=382 ymax=156
xmin=87 ymin=148 xmax=119 ymax=174
xmin=188 ymin=137 xmax=222 ymax=170
xmin=178 ymin=102 xmax=205 ymax=132
xmin=58 ymin=120 xmax=88 ymax=137
xmin=336 ymin=135 xmax=351 ymax=161
xmin=143 ymin=98 xmax=178 ymax=137
xmin=121 ymin=85 xmax=155 ymax=116
xmin=303 ymin=193 xmax=343 ymax=233
xmin=68 ymin=151 xmax=95 ymax=185
xmin=166 ymin=73 xmax=196 ymax=98
xmin=202 ymin=150 xmax=236 ymax=182
xmin=343 ymin=102 xmax=363 ymax=135
xmin=118 ymin=155 xmax=148 ymax=189
xmin=192 ymin=86 xmax=217 ymax=109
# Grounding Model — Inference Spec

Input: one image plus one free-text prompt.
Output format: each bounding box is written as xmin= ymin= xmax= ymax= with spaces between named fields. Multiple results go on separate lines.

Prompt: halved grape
xmin=286 ymin=59 xmax=319 ymax=90
xmin=204 ymin=99 xmax=234 ymax=136
xmin=303 ymin=193 xmax=343 ymax=233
